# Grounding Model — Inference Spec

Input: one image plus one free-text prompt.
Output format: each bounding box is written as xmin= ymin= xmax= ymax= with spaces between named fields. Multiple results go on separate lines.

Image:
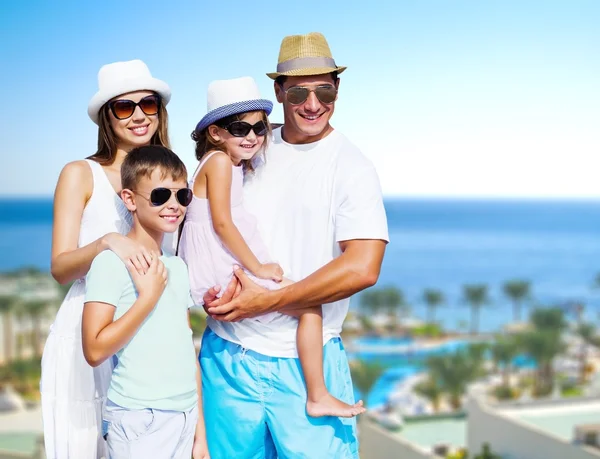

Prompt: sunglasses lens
xmin=253 ymin=121 xmax=268 ymax=136
xmin=176 ymin=188 xmax=193 ymax=207
xmin=139 ymin=96 xmax=160 ymax=116
xmin=149 ymin=188 xmax=171 ymax=206
xmin=315 ymin=86 xmax=337 ymax=104
xmin=286 ymin=87 xmax=309 ymax=105
xmin=227 ymin=122 xmax=251 ymax=137
xmin=111 ymin=100 xmax=135 ymax=119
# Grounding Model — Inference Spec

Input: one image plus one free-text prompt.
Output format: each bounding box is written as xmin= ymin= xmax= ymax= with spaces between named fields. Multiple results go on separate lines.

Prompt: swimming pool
xmin=349 ymin=337 xmax=536 ymax=407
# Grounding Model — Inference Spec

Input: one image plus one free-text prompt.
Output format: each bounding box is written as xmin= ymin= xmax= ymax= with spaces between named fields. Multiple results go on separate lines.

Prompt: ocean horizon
xmin=1 ymin=196 xmax=599 ymax=333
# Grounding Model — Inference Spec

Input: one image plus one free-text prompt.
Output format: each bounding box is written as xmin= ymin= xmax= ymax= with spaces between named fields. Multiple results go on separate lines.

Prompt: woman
xmin=40 ymin=59 xmax=172 ymax=459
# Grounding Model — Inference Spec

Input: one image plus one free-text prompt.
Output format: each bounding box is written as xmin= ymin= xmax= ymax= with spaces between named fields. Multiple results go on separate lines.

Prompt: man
xmin=201 ymin=32 xmax=389 ymax=458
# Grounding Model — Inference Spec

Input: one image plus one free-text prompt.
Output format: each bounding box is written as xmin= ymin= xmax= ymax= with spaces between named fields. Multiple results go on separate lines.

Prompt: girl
xmin=178 ymin=76 xmax=365 ymax=419
xmin=40 ymin=60 xmax=173 ymax=459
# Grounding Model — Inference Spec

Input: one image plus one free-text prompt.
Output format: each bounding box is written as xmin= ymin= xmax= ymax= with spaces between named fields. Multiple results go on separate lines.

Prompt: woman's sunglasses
xmin=218 ymin=120 xmax=268 ymax=137
xmin=282 ymin=85 xmax=337 ymax=105
xmin=108 ymin=95 xmax=161 ymax=120
xmin=134 ymin=187 xmax=193 ymax=207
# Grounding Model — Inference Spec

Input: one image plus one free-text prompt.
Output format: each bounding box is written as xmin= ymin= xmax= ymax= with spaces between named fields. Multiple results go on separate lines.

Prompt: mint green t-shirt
xmin=85 ymin=250 xmax=197 ymax=411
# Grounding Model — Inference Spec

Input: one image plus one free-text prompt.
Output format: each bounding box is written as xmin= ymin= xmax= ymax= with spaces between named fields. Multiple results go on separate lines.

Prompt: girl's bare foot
xmin=306 ymin=394 xmax=366 ymax=418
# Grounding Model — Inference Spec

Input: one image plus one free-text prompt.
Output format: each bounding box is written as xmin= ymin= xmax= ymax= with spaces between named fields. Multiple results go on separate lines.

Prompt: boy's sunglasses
xmin=134 ymin=187 xmax=193 ymax=207
xmin=108 ymin=95 xmax=161 ymax=120
xmin=282 ymin=85 xmax=337 ymax=105
xmin=218 ymin=120 xmax=268 ymax=137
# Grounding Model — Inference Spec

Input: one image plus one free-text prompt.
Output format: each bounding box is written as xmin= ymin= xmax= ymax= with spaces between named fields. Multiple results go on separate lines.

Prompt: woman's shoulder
xmin=60 ymin=159 xmax=94 ymax=177
xmin=56 ymin=160 xmax=93 ymax=195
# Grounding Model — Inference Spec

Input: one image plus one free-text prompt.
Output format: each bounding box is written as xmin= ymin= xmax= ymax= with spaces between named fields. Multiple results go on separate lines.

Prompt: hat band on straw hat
xmin=277 ymin=56 xmax=337 ymax=73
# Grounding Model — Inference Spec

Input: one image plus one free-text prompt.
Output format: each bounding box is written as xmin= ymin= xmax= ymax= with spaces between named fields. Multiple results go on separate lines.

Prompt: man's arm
xmin=206 ymin=238 xmax=386 ymax=322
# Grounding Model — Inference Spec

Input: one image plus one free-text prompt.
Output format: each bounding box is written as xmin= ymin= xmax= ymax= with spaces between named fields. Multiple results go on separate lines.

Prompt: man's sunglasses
xmin=134 ymin=187 xmax=193 ymax=207
xmin=108 ymin=95 xmax=161 ymax=120
xmin=282 ymin=85 xmax=337 ymax=105
xmin=218 ymin=120 xmax=268 ymax=137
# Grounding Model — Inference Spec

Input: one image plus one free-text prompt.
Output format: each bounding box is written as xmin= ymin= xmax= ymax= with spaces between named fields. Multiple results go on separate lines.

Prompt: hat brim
xmin=266 ymin=66 xmax=347 ymax=80
xmin=195 ymin=99 xmax=273 ymax=133
xmin=87 ymin=76 xmax=172 ymax=124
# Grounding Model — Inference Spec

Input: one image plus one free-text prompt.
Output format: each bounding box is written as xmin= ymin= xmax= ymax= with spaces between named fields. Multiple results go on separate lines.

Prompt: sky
xmin=1 ymin=0 xmax=599 ymax=198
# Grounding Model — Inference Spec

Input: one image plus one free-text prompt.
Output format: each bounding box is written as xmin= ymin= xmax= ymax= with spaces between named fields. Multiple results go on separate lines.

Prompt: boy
xmin=81 ymin=145 xmax=209 ymax=459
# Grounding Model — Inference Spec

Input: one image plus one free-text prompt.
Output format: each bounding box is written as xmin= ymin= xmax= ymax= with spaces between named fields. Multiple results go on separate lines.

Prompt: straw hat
xmin=195 ymin=77 xmax=273 ymax=133
xmin=266 ymin=32 xmax=347 ymax=80
xmin=87 ymin=59 xmax=171 ymax=124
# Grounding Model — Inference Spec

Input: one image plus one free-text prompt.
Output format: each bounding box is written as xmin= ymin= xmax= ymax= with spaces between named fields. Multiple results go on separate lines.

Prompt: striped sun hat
xmin=266 ymin=32 xmax=347 ymax=80
xmin=195 ymin=77 xmax=273 ymax=133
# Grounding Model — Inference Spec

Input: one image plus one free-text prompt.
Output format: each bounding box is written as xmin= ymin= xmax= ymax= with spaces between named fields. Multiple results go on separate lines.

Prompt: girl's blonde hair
xmin=191 ymin=110 xmax=271 ymax=174
xmin=88 ymin=94 xmax=171 ymax=166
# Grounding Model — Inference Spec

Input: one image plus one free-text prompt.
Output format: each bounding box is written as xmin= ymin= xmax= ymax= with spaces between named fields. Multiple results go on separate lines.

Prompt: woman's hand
xmin=103 ymin=232 xmax=154 ymax=274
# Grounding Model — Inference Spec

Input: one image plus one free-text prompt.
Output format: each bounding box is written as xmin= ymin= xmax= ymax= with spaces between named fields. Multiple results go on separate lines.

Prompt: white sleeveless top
xmin=80 ymin=159 xmax=133 ymax=247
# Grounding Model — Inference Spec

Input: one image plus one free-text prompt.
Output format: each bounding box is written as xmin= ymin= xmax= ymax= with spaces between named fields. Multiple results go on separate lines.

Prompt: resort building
xmin=360 ymin=395 xmax=600 ymax=459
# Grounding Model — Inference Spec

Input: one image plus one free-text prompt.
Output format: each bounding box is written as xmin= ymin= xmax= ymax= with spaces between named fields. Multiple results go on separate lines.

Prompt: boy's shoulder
xmin=90 ymin=250 xmax=128 ymax=275
xmin=163 ymin=254 xmax=188 ymax=273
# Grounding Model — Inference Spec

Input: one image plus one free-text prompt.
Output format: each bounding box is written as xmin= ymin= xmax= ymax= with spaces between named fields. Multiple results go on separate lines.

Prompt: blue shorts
xmin=200 ymin=327 xmax=359 ymax=459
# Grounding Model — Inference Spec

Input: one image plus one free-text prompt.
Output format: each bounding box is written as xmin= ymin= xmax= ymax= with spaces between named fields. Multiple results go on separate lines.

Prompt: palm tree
xmin=519 ymin=307 xmax=567 ymax=395
xmin=414 ymin=378 xmax=442 ymax=412
xmin=462 ymin=284 xmax=490 ymax=335
xmin=349 ymin=360 xmax=386 ymax=408
xmin=13 ymin=304 xmax=30 ymax=360
xmin=0 ymin=296 xmax=18 ymax=363
xmin=422 ymin=289 xmax=445 ymax=324
xmin=425 ymin=350 xmax=483 ymax=409
xmin=577 ymin=323 xmax=596 ymax=384
xmin=23 ymin=300 xmax=50 ymax=357
xmin=518 ymin=330 xmax=565 ymax=396
xmin=359 ymin=288 xmax=385 ymax=317
xmin=502 ymin=280 xmax=531 ymax=322
xmin=380 ymin=286 xmax=407 ymax=332
xmin=491 ymin=336 xmax=518 ymax=388
xmin=529 ymin=307 xmax=567 ymax=332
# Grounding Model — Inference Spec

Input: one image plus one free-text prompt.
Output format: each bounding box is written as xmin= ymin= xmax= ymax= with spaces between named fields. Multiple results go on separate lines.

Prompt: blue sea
xmin=1 ymin=197 xmax=600 ymax=333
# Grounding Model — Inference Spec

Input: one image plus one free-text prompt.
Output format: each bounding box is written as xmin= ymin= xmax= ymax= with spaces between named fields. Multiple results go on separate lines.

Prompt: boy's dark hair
xmin=121 ymin=145 xmax=187 ymax=190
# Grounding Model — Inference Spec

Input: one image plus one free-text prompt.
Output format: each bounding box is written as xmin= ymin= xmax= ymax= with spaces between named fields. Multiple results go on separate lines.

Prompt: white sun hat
xmin=87 ymin=59 xmax=171 ymax=124
xmin=194 ymin=76 xmax=273 ymax=133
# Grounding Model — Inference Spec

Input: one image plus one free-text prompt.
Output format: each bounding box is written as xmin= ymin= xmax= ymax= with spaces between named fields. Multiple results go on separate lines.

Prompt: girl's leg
xmin=296 ymin=306 xmax=366 ymax=418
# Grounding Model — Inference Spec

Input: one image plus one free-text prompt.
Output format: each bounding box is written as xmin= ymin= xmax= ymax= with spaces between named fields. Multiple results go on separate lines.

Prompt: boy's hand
xmin=192 ymin=438 xmax=210 ymax=459
xmin=255 ymin=263 xmax=283 ymax=282
xmin=126 ymin=254 xmax=167 ymax=304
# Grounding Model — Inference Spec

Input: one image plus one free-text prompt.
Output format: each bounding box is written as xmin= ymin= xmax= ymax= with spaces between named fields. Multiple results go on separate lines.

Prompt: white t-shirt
xmin=206 ymin=127 xmax=389 ymax=357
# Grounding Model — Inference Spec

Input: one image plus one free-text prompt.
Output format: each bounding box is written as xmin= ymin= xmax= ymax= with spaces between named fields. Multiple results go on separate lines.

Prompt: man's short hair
xmin=275 ymin=71 xmax=339 ymax=87
xmin=121 ymin=145 xmax=187 ymax=190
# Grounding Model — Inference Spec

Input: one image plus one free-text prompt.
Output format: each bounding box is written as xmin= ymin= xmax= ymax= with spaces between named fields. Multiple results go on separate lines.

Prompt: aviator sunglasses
xmin=282 ymin=85 xmax=337 ymax=105
xmin=108 ymin=95 xmax=161 ymax=120
xmin=133 ymin=187 xmax=193 ymax=207
xmin=218 ymin=120 xmax=268 ymax=137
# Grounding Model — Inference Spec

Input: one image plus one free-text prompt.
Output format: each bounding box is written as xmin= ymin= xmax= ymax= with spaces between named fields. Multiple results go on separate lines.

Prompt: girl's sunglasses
xmin=134 ymin=187 xmax=193 ymax=207
xmin=283 ymin=85 xmax=337 ymax=105
xmin=108 ymin=95 xmax=161 ymax=120
xmin=218 ymin=120 xmax=268 ymax=137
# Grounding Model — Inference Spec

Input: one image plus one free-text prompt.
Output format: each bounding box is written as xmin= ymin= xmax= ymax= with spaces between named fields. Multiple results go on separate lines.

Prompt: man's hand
xmin=207 ymin=266 xmax=276 ymax=322
xmin=202 ymin=272 xmax=241 ymax=317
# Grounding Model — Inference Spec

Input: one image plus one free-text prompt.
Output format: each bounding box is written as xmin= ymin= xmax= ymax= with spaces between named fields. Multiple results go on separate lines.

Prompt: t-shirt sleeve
xmin=85 ymin=251 xmax=127 ymax=307
xmin=335 ymin=164 xmax=390 ymax=243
